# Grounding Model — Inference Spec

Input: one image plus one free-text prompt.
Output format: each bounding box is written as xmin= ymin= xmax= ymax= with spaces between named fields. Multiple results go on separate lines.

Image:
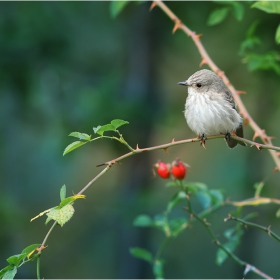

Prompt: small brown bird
xmin=178 ymin=69 xmax=246 ymax=148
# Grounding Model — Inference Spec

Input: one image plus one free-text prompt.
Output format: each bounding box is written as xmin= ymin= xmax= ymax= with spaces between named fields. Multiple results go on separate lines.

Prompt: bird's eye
xmin=197 ymin=83 xmax=202 ymax=88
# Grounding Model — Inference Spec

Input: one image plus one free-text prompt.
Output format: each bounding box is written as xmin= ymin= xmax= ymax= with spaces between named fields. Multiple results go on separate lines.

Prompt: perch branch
xmin=151 ymin=1 xmax=280 ymax=172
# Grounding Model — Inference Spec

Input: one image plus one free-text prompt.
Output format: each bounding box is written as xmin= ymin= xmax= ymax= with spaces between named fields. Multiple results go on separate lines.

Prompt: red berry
xmin=171 ymin=160 xmax=187 ymax=180
xmin=155 ymin=161 xmax=171 ymax=179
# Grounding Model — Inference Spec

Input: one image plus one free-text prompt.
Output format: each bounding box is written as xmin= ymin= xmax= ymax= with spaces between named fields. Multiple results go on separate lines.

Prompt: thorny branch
xmin=150 ymin=0 xmax=280 ymax=172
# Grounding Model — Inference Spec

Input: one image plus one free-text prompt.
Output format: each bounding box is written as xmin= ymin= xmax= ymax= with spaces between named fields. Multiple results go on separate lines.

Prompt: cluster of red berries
xmin=154 ymin=159 xmax=187 ymax=180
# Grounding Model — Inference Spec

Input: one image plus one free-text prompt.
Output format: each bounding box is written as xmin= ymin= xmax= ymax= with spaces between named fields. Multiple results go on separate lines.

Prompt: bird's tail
xmin=226 ymin=125 xmax=246 ymax=148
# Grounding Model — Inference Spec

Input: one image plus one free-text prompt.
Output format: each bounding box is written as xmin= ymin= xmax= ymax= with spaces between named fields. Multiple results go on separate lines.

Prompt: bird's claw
xmin=199 ymin=134 xmax=207 ymax=149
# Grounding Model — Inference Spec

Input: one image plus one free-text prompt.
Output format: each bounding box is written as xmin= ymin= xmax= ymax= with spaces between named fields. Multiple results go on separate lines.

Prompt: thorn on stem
xmin=172 ymin=23 xmax=181 ymax=33
xmin=236 ymin=90 xmax=246 ymax=95
xmin=273 ymin=167 xmax=279 ymax=173
xmin=149 ymin=1 xmax=157 ymax=11
xmin=163 ymin=147 xmax=169 ymax=154
xmin=199 ymin=58 xmax=207 ymax=67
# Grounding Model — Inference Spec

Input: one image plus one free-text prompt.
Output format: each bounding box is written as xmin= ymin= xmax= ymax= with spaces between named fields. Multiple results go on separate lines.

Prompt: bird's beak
xmin=177 ymin=81 xmax=189 ymax=86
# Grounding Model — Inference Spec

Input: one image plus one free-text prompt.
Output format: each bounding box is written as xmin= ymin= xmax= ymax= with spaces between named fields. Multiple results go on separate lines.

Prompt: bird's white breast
xmin=184 ymin=87 xmax=241 ymax=136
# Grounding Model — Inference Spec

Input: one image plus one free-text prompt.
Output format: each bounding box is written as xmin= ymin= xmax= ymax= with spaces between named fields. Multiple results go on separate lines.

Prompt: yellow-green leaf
xmin=63 ymin=141 xmax=85 ymax=156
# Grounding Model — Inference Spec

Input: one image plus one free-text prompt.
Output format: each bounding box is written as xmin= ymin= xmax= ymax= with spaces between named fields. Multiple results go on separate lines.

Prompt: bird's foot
xmin=199 ymin=133 xmax=207 ymax=149
xmin=225 ymin=132 xmax=232 ymax=141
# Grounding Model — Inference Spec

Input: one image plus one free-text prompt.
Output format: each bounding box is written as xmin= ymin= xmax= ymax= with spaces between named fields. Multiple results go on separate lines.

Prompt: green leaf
xmin=216 ymin=241 xmax=236 ymax=265
xmin=187 ymin=182 xmax=208 ymax=193
xmin=209 ymin=189 xmax=224 ymax=205
xmin=276 ymin=24 xmax=280 ymax=45
xmin=167 ymin=191 xmax=186 ymax=213
xmin=6 ymin=254 xmax=25 ymax=266
xmin=1 ymin=266 xmax=17 ymax=279
xmin=46 ymin=204 xmax=75 ymax=226
xmin=133 ymin=215 xmax=154 ymax=227
xmin=165 ymin=181 xmax=179 ymax=188
xmin=111 ymin=119 xmax=129 ymax=129
xmin=129 ymin=247 xmax=153 ymax=263
xmin=63 ymin=141 xmax=85 ymax=156
xmin=251 ymin=1 xmax=280 ymax=14
xmin=110 ymin=1 xmax=129 ymax=18
xmin=93 ymin=125 xmax=101 ymax=134
xmin=59 ymin=197 xmax=75 ymax=208
xmin=153 ymin=258 xmax=165 ymax=279
xmin=197 ymin=191 xmax=212 ymax=209
xmin=243 ymin=51 xmax=280 ymax=75
xmin=69 ymin=132 xmax=91 ymax=141
xmin=21 ymin=244 xmax=41 ymax=255
xmin=93 ymin=124 xmax=115 ymax=136
xmin=60 ymin=185 xmax=66 ymax=201
xmin=0 ymin=265 xmax=14 ymax=279
xmin=231 ymin=2 xmax=244 ymax=21
xmin=207 ymin=7 xmax=229 ymax=26
xmin=169 ymin=217 xmax=188 ymax=237
xmin=276 ymin=208 xmax=280 ymax=218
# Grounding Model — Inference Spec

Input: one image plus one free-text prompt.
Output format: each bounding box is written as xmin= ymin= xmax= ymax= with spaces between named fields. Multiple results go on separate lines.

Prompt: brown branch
xmin=100 ymin=134 xmax=280 ymax=166
xmin=151 ymin=1 xmax=280 ymax=172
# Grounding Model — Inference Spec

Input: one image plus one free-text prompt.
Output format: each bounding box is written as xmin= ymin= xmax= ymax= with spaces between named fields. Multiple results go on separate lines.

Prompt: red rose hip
xmin=171 ymin=160 xmax=187 ymax=180
xmin=155 ymin=161 xmax=171 ymax=179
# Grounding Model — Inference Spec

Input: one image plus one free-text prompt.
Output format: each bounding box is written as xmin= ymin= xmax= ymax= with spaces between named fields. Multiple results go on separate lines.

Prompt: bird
xmin=178 ymin=69 xmax=246 ymax=148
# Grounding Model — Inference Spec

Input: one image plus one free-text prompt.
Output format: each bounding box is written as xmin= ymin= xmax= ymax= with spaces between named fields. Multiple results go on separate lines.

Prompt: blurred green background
xmin=1 ymin=1 xmax=280 ymax=278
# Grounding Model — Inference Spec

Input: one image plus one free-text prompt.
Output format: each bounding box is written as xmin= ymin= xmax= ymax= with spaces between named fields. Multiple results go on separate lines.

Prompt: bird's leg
xmin=225 ymin=131 xmax=232 ymax=141
xmin=199 ymin=133 xmax=207 ymax=149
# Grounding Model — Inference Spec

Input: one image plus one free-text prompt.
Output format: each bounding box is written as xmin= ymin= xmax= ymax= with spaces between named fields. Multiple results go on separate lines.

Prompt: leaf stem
xmin=183 ymin=201 xmax=272 ymax=278
xmin=37 ymin=221 xmax=57 ymax=279
xmin=225 ymin=215 xmax=280 ymax=243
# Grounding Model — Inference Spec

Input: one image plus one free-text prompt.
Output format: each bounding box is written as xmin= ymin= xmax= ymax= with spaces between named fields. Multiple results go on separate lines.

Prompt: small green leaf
xmin=276 ymin=24 xmax=280 ymax=45
xmin=153 ymin=258 xmax=165 ymax=279
xmin=276 ymin=208 xmax=280 ymax=218
xmin=216 ymin=241 xmax=236 ymax=265
xmin=207 ymin=7 xmax=229 ymax=26
xmin=59 ymin=197 xmax=75 ymax=208
xmin=46 ymin=204 xmax=75 ymax=226
xmin=196 ymin=191 xmax=212 ymax=209
xmin=133 ymin=215 xmax=154 ymax=227
xmin=93 ymin=125 xmax=101 ymax=134
xmin=187 ymin=182 xmax=208 ymax=193
xmin=60 ymin=185 xmax=66 ymax=201
xmin=209 ymin=189 xmax=224 ymax=205
xmin=93 ymin=124 xmax=115 ymax=136
xmin=0 ymin=265 xmax=14 ymax=279
xmin=21 ymin=244 xmax=41 ymax=255
xmin=63 ymin=141 xmax=85 ymax=156
xmin=231 ymin=2 xmax=244 ymax=21
xmin=69 ymin=132 xmax=91 ymax=141
xmin=167 ymin=191 xmax=186 ymax=213
xmin=129 ymin=247 xmax=153 ymax=263
xmin=165 ymin=181 xmax=178 ymax=188
xmin=251 ymin=1 xmax=280 ymax=14
xmin=109 ymin=1 xmax=129 ymax=18
xmin=111 ymin=119 xmax=129 ymax=129
xmin=1 ymin=266 xmax=17 ymax=279
xmin=6 ymin=255 xmax=25 ymax=266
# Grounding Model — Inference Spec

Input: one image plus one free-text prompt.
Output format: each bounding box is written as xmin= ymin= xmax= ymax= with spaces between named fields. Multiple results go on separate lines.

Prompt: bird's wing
xmin=224 ymin=89 xmax=237 ymax=110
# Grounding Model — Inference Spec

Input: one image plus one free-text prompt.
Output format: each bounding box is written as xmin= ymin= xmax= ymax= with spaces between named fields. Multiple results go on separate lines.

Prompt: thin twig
xmin=183 ymin=207 xmax=272 ymax=279
xmin=151 ymin=1 xmax=280 ymax=172
xmin=225 ymin=215 xmax=280 ymax=243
